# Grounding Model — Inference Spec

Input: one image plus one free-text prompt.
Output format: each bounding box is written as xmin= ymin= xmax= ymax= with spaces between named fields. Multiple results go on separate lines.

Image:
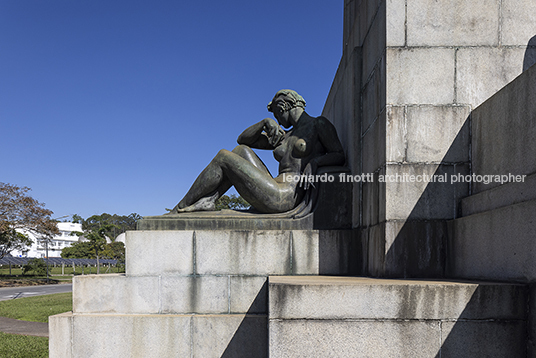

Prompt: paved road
xmin=0 ymin=284 xmax=72 ymax=301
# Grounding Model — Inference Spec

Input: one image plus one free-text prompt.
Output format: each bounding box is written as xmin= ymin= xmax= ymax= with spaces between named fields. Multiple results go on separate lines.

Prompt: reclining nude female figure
xmin=168 ymin=89 xmax=345 ymax=214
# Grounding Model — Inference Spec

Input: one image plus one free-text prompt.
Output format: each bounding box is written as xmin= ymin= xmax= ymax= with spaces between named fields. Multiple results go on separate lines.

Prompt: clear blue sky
xmin=0 ymin=0 xmax=343 ymax=219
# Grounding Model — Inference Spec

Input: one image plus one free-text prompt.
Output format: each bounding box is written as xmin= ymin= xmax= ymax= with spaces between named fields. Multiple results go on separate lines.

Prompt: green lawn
xmin=0 ymin=332 xmax=48 ymax=358
xmin=0 ymin=292 xmax=72 ymax=323
xmin=0 ymin=292 xmax=73 ymax=357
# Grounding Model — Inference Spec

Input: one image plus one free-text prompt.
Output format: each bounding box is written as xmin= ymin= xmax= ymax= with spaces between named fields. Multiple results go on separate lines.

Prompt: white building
xmin=12 ymin=222 xmax=83 ymax=258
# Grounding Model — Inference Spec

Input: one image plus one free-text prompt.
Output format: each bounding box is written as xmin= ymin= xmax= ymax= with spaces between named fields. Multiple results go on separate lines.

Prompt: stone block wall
xmin=268 ymin=277 xmax=527 ymax=357
xmin=470 ymin=62 xmax=536 ymax=194
xmin=50 ymin=229 xmax=355 ymax=357
xmin=324 ymin=0 xmax=536 ymax=277
xmin=448 ymin=62 xmax=536 ymax=283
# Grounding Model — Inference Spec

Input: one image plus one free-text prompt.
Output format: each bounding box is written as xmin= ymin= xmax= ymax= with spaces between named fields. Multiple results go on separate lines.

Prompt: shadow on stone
xmin=523 ymin=35 xmax=536 ymax=72
xmin=220 ymin=280 xmax=268 ymax=358
xmin=377 ymin=59 xmax=536 ymax=355
xmin=375 ymin=115 xmax=471 ymax=278
xmin=318 ymin=229 xmax=361 ymax=276
xmin=433 ymin=283 xmax=528 ymax=357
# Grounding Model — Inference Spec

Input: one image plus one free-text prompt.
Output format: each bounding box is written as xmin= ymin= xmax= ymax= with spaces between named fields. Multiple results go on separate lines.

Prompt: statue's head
xmin=267 ymin=89 xmax=306 ymax=113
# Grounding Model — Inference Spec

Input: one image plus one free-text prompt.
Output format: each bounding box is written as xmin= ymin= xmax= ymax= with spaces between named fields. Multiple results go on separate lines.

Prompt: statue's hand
xmin=263 ymin=118 xmax=284 ymax=147
xmin=300 ymin=160 xmax=318 ymax=190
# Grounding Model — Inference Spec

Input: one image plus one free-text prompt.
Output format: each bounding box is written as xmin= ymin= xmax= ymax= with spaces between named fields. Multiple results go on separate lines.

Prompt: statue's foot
xmin=175 ymin=196 xmax=216 ymax=212
xmin=163 ymin=208 xmax=178 ymax=215
xmin=165 ymin=192 xmax=219 ymax=214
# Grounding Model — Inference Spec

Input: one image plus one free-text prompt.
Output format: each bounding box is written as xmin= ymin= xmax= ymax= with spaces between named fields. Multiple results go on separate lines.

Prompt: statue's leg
xmin=231 ymin=144 xmax=271 ymax=175
xmin=171 ymin=145 xmax=273 ymax=213
xmin=172 ymin=156 xmax=227 ymax=212
xmin=213 ymin=149 xmax=294 ymax=213
xmin=207 ymin=145 xmax=271 ymax=197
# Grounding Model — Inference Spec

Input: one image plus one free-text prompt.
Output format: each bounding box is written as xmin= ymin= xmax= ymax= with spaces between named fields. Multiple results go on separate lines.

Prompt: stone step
xmin=50 ymin=312 xmax=267 ymax=358
xmin=72 ymin=274 xmax=267 ymax=315
xmin=125 ymin=230 xmax=353 ymax=277
xmin=460 ymin=172 xmax=536 ymax=217
xmin=449 ymin=197 xmax=536 ymax=282
xmin=268 ymin=276 xmax=526 ymax=358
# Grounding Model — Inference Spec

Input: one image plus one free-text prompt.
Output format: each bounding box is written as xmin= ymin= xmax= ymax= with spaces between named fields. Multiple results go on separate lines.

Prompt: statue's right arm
xmin=237 ymin=118 xmax=280 ymax=149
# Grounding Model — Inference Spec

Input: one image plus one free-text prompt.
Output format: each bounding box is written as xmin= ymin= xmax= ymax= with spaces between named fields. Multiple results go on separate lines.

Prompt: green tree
xmin=85 ymin=224 xmax=118 ymax=274
xmin=0 ymin=183 xmax=59 ymax=258
xmin=61 ymin=240 xmax=125 ymax=265
xmin=0 ymin=229 xmax=32 ymax=258
xmin=23 ymin=258 xmax=47 ymax=275
xmin=101 ymin=241 xmax=125 ymax=264
xmin=61 ymin=242 xmax=94 ymax=259
xmin=214 ymin=194 xmax=250 ymax=211
xmin=62 ymin=214 xmax=127 ymax=267
xmin=82 ymin=213 xmax=141 ymax=240
xmin=71 ymin=214 xmax=83 ymax=224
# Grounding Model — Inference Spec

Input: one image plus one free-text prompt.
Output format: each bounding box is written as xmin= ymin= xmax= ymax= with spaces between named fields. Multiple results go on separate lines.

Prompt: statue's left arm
xmin=313 ymin=116 xmax=345 ymax=167
xmin=300 ymin=117 xmax=345 ymax=189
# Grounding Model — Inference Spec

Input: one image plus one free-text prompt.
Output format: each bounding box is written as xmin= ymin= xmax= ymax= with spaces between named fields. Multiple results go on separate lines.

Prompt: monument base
xmin=268 ymin=277 xmax=526 ymax=357
xmin=50 ymin=229 xmax=528 ymax=357
xmin=49 ymin=228 xmax=355 ymax=358
xmin=50 ymin=312 xmax=267 ymax=357
xmin=50 ymin=272 xmax=527 ymax=357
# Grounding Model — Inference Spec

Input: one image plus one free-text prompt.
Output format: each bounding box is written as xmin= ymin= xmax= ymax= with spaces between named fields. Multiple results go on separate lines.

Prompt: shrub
xmin=23 ymin=258 xmax=46 ymax=276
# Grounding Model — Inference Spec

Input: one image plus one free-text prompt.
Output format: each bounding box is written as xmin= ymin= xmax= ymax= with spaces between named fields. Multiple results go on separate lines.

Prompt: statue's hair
xmin=267 ymin=89 xmax=306 ymax=113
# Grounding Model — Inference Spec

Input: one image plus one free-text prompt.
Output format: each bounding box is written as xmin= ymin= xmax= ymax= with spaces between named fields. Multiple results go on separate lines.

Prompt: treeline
xmin=61 ymin=241 xmax=126 ymax=262
xmin=61 ymin=213 xmax=142 ymax=264
xmin=63 ymin=196 xmax=248 ymax=262
xmin=72 ymin=213 xmax=142 ymax=240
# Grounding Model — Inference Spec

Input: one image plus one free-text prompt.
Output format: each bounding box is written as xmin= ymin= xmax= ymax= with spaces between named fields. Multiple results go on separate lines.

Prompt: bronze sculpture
xmin=168 ymin=89 xmax=344 ymax=214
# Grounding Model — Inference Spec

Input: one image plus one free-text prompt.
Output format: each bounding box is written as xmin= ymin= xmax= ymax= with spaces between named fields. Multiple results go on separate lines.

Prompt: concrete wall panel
xmin=49 ymin=313 xmax=73 ymax=358
xmin=470 ymin=62 xmax=536 ymax=193
xmin=502 ymin=0 xmax=536 ymax=46
xmin=387 ymin=48 xmax=455 ymax=105
xmin=386 ymin=105 xmax=406 ymax=163
xmin=406 ymin=105 xmax=470 ymax=164
xmin=386 ymin=0 xmax=405 ymax=46
xmin=74 ymin=275 xmax=160 ymax=314
xmin=362 ymin=0 xmax=386 ymax=80
xmin=456 ymin=47 xmax=527 ymax=107
xmin=161 ymin=276 xmax=229 ymax=314
xmin=270 ymin=319 xmax=440 ymax=358
xmin=362 ymin=112 xmax=386 ymax=174
xmin=71 ymin=315 xmax=191 ymax=358
xmin=407 ymin=0 xmax=499 ymax=46
xmin=450 ymin=199 xmax=536 ymax=282
xmin=195 ymin=231 xmax=291 ymax=275
xmin=126 ymin=230 xmax=194 ymax=276
xmin=385 ymin=163 xmax=469 ymax=221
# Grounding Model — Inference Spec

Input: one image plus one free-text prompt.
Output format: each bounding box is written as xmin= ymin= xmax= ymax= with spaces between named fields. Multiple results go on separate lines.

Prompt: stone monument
xmin=49 ymin=90 xmax=356 ymax=357
xmin=50 ymin=1 xmax=536 ymax=356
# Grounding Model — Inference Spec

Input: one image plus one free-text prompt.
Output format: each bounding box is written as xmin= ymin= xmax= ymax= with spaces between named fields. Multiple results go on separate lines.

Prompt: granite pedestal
xmin=49 ymin=227 xmax=355 ymax=357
